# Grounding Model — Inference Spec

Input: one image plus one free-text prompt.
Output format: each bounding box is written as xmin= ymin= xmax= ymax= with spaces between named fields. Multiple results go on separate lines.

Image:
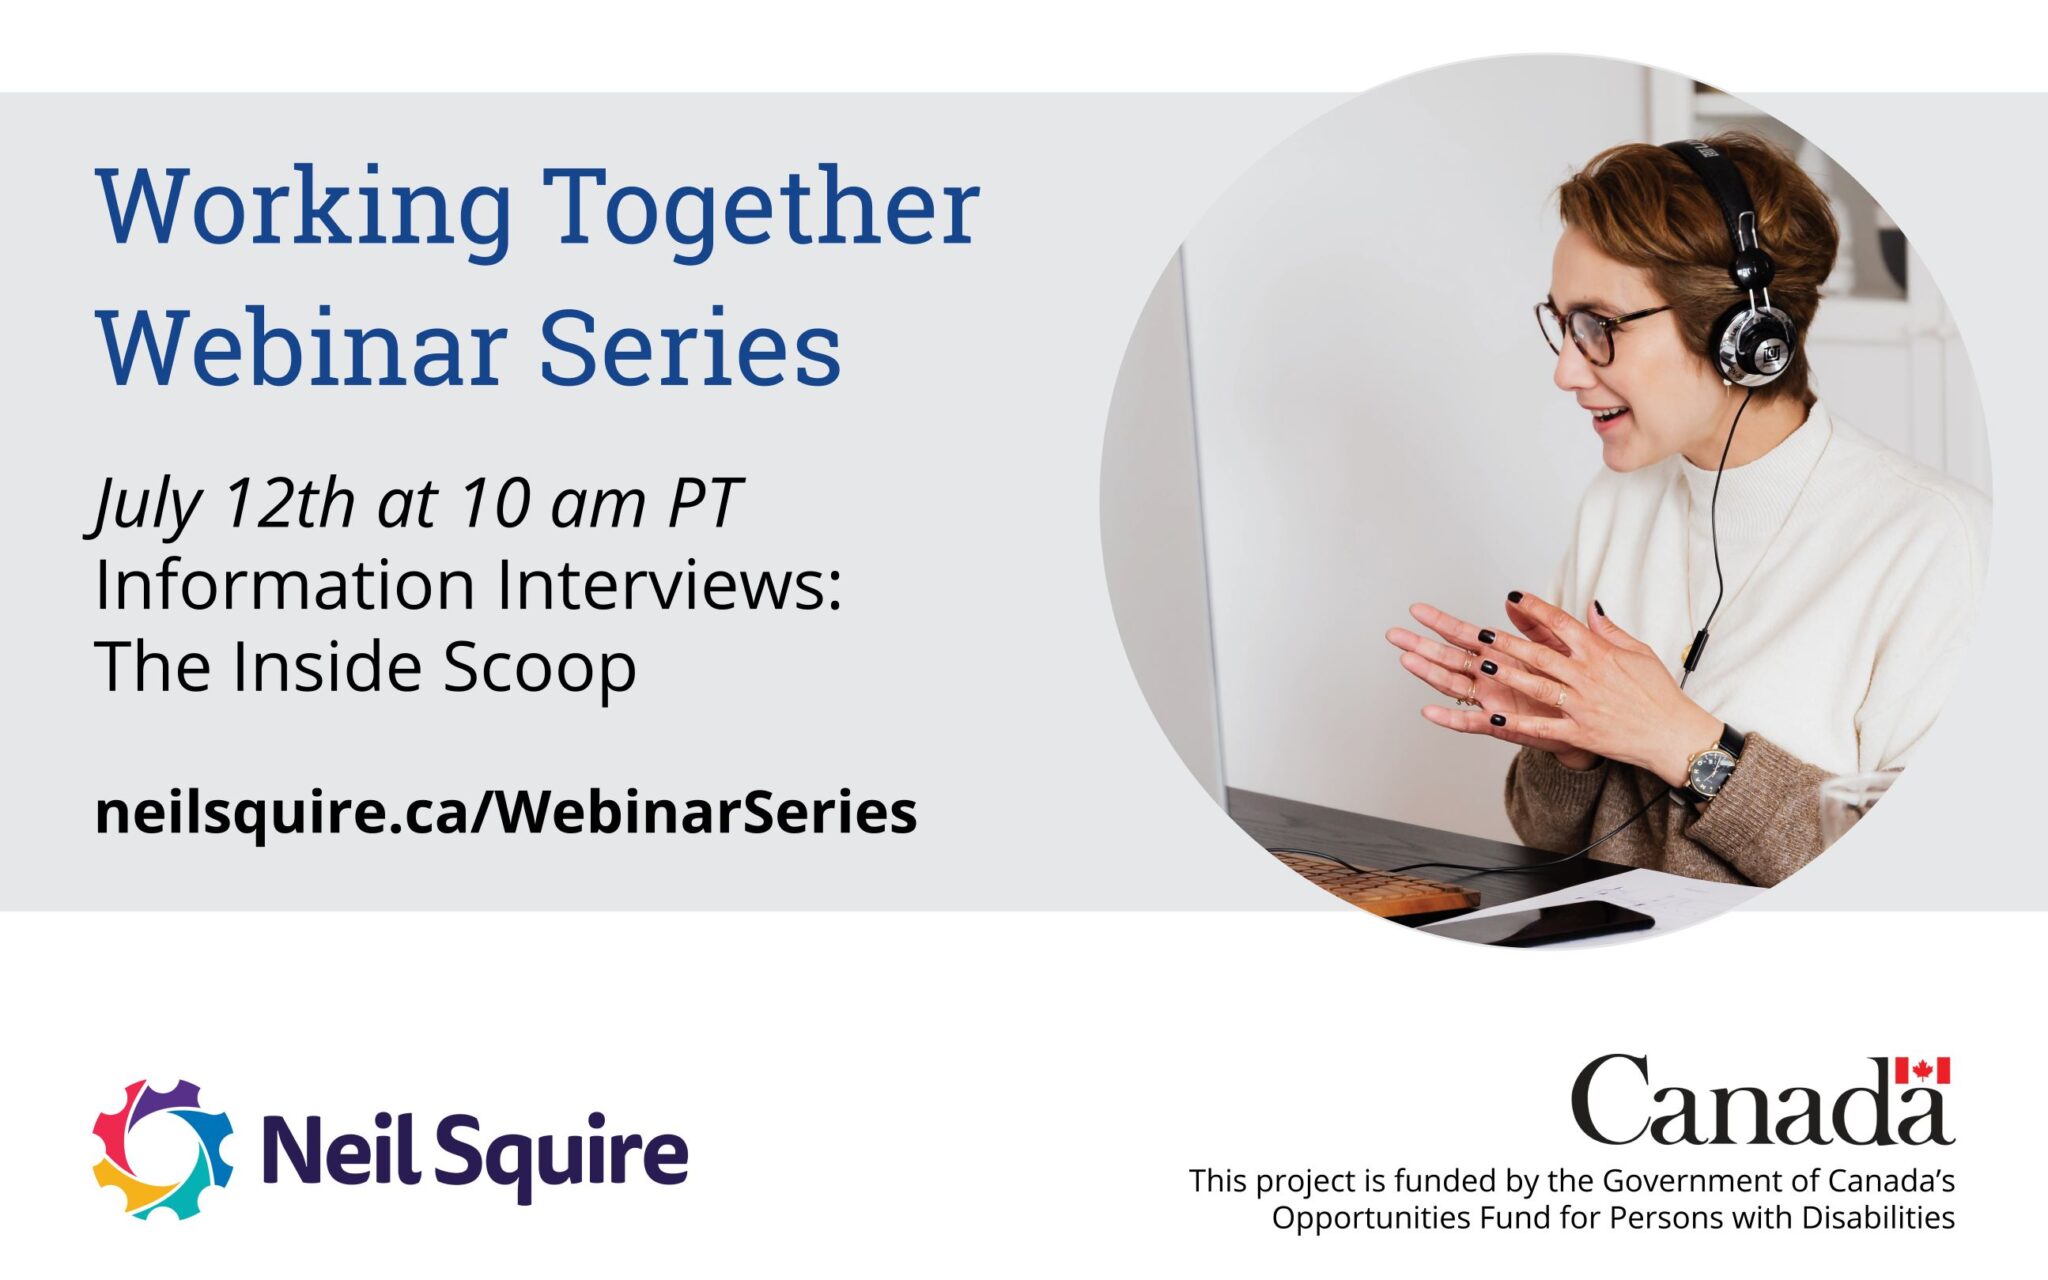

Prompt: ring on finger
xmin=1555 ymin=688 xmax=1568 ymax=710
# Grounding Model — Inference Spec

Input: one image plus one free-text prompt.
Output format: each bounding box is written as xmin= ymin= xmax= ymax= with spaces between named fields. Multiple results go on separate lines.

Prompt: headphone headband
xmin=1663 ymin=139 xmax=1762 ymax=256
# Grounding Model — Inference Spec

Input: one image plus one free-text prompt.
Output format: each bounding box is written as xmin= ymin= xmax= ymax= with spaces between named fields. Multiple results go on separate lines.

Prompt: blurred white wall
xmin=1100 ymin=252 xmax=1225 ymax=803
xmin=1176 ymin=58 xmax=1656 ymax=839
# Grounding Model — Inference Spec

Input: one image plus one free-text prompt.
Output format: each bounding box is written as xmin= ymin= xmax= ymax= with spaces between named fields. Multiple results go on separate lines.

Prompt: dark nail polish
xmin=1507 ymin=591 xmax=1523 ymax=603
xmin=1490 ymin=714 xmax=1507 ymax=727
xmin=1481 ymin=660 xmax=1498 ymax=675
xmin=1594 ymin=599 xmax=1606 ymax=617
xmin=1478 ymin=629 xmax=1496 ymax=644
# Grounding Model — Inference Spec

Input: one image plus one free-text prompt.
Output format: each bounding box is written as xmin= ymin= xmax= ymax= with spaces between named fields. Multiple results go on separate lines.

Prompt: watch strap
xmin=1719 ymin=722 xmax=1746 ymax=758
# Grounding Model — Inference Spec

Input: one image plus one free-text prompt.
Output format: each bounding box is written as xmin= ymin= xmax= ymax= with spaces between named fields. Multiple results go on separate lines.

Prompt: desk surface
xmin=1227 ymin=787 xmax=1629 ymax=919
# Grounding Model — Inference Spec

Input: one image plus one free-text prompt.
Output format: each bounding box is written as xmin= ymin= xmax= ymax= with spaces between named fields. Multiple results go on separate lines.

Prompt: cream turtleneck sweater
xmin=1503 ymin=397 xmax=1989 ymax=885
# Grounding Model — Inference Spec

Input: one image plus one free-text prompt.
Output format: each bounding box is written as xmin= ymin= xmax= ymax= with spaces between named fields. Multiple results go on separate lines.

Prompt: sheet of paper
xmin=1416 ymin=868 xmax=1765 ymax=949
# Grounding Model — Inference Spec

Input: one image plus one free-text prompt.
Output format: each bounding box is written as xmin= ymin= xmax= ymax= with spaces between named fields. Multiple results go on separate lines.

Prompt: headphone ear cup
xmin=1706 ymin=301 xmax=1749 ymax=382
xmin=1738 ymin=308 xmax=1797 ymax=382
xmin=1710 ymin=302 xmax=1798 ymax=386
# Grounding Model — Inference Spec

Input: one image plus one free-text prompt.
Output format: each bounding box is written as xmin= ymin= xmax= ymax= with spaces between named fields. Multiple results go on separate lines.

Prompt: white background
xmin=9 ymin=912 xmax=2038 ymax=1274
xmin=6 ymin=3 xmax=2047 ymax=1275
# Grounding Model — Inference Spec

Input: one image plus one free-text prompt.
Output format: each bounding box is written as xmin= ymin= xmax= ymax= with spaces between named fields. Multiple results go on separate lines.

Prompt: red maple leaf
xmin=1912 ymin=1060 xmax=1934 ymax=1081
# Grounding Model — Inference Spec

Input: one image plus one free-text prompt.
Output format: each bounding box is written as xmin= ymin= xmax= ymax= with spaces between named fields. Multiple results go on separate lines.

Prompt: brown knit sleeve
xmin=1504 ymin=745 xmax=1608 ymax=854
xmin=1679 ymin=731 xmax=1832 ymax=887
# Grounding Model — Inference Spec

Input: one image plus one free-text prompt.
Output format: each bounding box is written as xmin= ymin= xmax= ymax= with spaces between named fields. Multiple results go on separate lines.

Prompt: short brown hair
xmin=1555 ymin=130 xmax=1839 ymax=407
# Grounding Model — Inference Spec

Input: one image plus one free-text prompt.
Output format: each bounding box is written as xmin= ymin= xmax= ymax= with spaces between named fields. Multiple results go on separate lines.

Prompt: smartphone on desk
xmin=1422 ymin=900 xmax=1654 ymax=947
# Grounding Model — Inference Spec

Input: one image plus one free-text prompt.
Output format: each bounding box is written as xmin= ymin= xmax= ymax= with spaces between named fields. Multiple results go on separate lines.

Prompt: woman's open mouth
xmin=1590 ymin=406 xmax=1630 ymax=432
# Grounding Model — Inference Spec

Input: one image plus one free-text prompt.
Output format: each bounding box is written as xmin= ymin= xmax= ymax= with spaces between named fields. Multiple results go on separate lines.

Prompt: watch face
xmin=1689 ymin=749 xmax=1735 ymax=795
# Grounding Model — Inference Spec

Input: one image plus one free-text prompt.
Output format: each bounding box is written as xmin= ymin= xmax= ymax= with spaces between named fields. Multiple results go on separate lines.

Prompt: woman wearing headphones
xmin=1384 ymin=132 xmax=1988 ymax=888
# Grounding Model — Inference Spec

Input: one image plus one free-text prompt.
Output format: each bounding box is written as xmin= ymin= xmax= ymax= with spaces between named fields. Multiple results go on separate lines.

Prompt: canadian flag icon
xmin=1894 ymin=1057 xmax=1952 ymax=1085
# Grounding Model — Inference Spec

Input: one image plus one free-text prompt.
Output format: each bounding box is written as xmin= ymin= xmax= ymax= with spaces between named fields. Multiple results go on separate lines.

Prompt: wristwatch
xmin=1681 ymin=723 xmax=1747 ymax=803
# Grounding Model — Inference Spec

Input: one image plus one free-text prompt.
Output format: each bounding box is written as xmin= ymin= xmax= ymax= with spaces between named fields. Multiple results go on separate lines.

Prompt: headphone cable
xmin=1684 ymin=385 xmax=1754 ymax=676
xmin=1268 ymin=780 xmax=1663 ymax=879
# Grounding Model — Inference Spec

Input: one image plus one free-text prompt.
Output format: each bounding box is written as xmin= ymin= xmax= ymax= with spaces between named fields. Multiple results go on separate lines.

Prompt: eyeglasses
xmin=1535 ymin=298 xmax=1673 ymax=368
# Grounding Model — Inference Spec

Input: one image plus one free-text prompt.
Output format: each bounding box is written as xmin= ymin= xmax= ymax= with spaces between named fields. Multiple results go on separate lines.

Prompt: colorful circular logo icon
xmin=92 ymin=1079 xmax=234 ymax=1220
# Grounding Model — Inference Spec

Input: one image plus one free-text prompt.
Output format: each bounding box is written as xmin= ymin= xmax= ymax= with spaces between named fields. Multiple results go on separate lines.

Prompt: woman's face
xmin=1549 ymin=224 xmax=1726 ymax=472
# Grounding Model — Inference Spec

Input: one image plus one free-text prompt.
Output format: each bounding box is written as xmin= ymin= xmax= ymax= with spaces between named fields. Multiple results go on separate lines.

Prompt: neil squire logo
xmin=93 ymin=1075 xmax=691 ymax=1220
xmin=92 ymin=1079 xmax=235 ymax=1220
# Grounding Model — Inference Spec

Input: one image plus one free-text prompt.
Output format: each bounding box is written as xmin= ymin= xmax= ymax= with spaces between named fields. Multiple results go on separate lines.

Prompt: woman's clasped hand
xmin=1384 ymin=592 xmax=1724 ymax=790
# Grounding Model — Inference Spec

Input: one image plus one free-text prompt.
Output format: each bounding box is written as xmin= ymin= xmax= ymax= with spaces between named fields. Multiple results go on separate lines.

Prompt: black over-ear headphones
xmin=1663 ymin=138 xmax=1797 ymax=387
